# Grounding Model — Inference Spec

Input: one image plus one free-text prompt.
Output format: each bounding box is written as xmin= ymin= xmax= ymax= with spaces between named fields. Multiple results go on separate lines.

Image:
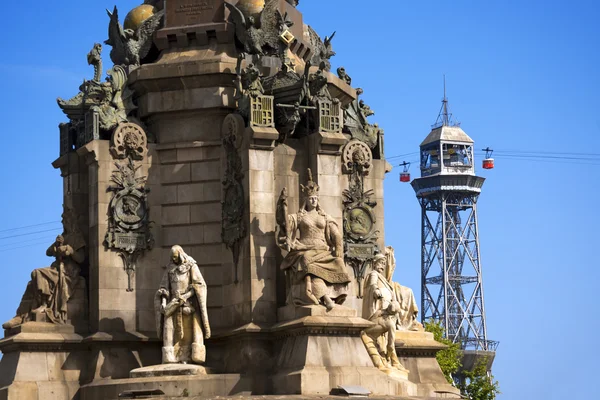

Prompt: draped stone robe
xmin=155 ymin=257 xmax=211 ymax=364
xmin=280 ymin=208 xmax=350 ymax=305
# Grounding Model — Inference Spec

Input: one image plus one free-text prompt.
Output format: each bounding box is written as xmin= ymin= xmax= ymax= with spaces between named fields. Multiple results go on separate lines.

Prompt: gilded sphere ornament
xmin=235 ymin=0 xmax=265 ymax=20
xmin=124 ymin=4 xmax=156 ymax=31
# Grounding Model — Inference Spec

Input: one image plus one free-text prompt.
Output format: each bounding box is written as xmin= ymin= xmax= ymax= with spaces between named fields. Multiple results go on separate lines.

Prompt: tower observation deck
xmin=411 ymin=92 xmax=497 ymax=373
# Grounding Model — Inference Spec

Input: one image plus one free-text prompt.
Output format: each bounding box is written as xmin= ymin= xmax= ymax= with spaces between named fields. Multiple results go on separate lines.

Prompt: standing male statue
xmin=155 ymin=245 xmax=211 ymax=364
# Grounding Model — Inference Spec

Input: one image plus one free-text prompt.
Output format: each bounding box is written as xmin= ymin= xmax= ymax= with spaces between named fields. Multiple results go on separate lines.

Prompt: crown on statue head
xmin=301 ymin=168 xmax=319 ymax=197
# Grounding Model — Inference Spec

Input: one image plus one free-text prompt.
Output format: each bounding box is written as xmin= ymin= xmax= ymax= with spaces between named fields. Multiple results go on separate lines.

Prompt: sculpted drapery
xmin=277 ymin=169 xmax=351 ymax=310
xmin=385 ymin=246 xmax=423 ymax=332
xmin=2 ymin=207 xmax=86 ymax=330
xmin=155 ymin=245 xmax=211 ymax=365
xmin=38 ymin=235 xmax=85 ymax=324
xmin=361 ymin=253 xmax=405 ymax=372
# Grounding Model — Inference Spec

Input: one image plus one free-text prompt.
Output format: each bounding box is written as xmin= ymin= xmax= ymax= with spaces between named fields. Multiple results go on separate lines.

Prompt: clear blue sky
xmin=0 ymin=1 xmax=598 ymax=399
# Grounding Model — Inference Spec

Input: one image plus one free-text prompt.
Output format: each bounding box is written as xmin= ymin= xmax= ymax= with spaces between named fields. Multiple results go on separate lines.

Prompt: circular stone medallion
xmin=114 ymin=190 xmax=147 ymax=231
xmin=346 ymin=207 xmax=374 ymax=238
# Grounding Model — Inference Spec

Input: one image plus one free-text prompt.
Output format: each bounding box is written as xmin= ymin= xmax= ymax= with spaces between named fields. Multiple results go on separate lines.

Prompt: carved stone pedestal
xmin=0 ymin=323 xmax=87 ymax=400
xmin=130 ymin=363 xmax=208 ymax=378
xmin=80 ymin=373 xmax=250 ymax=400
xmin=277 ymin=304 xmax=357 ymax=321
xmin=271 ymin=309 xmax=417 ymax=397
xmin=395 ymin=331 xmax=462 ymax=399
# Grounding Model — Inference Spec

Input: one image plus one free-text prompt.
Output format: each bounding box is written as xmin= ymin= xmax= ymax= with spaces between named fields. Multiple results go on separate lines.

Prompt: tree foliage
xmin=459 ymin=358 xmax=501 ymax=400
xmin=424 ymin=320 xmax=461 ymax=384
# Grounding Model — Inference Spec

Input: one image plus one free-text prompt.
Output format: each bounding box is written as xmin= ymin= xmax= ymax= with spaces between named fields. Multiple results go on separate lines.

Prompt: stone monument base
xmin=80 ymin=373 xmax=251 ymax=400
xmin=0 ymin=323 xmax=86 ymax=400
xmin=130 ymin=363 xmax=209 ymax=378
xmin=395 ymin=330 xmax=462 ymax=398
xmin=271 ymin=306 xmax=417 ymax=396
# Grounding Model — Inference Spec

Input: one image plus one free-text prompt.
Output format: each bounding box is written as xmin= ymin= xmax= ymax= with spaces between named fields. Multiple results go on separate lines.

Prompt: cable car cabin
xmin=482 ymin=158 xmax=495 ymax=169
xmin=482 ymin=147 xmax=494 ymax=170
xmin=399 ymin=161 xmax=411 ymax=182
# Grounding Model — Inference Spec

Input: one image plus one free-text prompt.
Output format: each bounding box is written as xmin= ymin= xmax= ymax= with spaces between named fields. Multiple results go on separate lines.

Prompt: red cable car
xmin=482 ymin=147 xmax=494 ymax=170
xmin=399 ymin=161 xmax=411 ymax=182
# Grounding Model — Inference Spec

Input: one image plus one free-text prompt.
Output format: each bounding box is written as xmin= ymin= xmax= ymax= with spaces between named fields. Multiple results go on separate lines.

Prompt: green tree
xmin=459 ymin=358 xmax=501 ymax=400
xmin=424 ymin=320 xmax=461 ymax=384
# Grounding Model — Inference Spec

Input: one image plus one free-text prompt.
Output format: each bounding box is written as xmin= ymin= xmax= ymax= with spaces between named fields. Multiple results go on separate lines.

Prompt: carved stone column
xmin=76 ymin=126 xmax=158 ymax=334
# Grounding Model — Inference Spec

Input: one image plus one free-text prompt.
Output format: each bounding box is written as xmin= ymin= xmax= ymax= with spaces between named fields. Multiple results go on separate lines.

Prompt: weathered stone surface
xmin=190 ymin=202 xmax=221 ymax=224
xmin=396 ymin=331 xmax=462 ymax=398
xmin=161 ymin=163 xmax=191 ymax=184
xmin=130 ymin=363 xmax=207 ymax=378
xmin=277 ymin=304 xmax=357 ymax=321
xmin=191 ymin=160 xmax=221 ymax=181
xmin=80 ymin=373 xmax=251 ymax=400
xmin=271 ymin=315 xmax=416 ymax=396
xmin=162 ymin=205 xmax=191 ymax=226
xmin=165 ymin=0 xmax=225 ymax=28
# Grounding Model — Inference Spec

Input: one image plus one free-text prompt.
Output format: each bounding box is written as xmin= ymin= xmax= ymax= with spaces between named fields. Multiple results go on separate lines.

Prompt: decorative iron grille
xmin=250 ymin=95 xmax=275 ymax=128
xmin=318 ymin=100 xmax=342 ymax=133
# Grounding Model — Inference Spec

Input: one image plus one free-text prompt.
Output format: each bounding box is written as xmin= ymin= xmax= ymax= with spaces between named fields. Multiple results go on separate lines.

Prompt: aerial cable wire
xmin=490 ymin=149 xmax=600 ymax=157
xmin=0 ymin=235 xmax=59 ymax=250
xmin=0 ymin=239 xmax=57 ymax=254
xmin=0 ymin=221 xmax=61 ymax=234
xmin=0 ymin=228 xmax=62 ymax=241
xmin=386 ymin=148 xmax=600 ymax=163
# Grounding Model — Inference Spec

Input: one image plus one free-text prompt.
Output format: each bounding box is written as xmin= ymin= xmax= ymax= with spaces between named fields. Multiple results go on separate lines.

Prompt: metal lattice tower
xmin=411 ymin=92 xmax=497 ymax=371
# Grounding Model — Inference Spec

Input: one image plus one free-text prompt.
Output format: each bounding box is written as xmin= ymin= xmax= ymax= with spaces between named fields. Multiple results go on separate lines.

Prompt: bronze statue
xmin=276 ymin=169 xmax=351 ymax=310
xmin=87 ymin=43 xmax=103 ymax=83
xmin=155 ymin=246 xmax=211 ymax=364
xmin=2 ymin=207 xmax=86 ymax=329
xmin=225 ymin=0 xmax=288 ymax=56
xmin=234 ymin=53 xmax=265 ymax=122
xmin=337 ymin=66 xmax=352 ymax=85
xmin=343 ymin=86 xmax=382 ymax=149
xmin=307 ymin=27 xmax=336 ymax=70
xmin=105 ymin=6 xmax=164 ymax=67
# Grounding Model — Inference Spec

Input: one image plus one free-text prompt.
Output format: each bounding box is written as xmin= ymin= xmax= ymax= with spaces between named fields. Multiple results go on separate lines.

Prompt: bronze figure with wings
xmin=225 ymin=0 xmax=290 ymax=56
xmin=105 ymin=6 xmax=164 ymax=67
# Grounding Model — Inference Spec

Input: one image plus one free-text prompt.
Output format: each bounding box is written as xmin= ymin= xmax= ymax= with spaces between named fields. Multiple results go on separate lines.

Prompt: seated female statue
xmin=276 ymin=169 xmax=351 ymax=310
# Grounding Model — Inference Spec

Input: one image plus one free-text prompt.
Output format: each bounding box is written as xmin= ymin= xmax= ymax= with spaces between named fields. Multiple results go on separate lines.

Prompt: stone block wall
xmin=154 ymin=140 xmax=228 ymax=331
xmin=74 ymin=140 xmax=163 ymax=334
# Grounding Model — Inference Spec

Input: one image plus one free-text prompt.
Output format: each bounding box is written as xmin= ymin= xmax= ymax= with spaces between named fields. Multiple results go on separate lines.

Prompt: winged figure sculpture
xmin=308 ymin=27 xmax=336 ymax=70
xmin=105 ymin=6 xmax=165 ymax=67
xmin=225 ymin=0 xmax=285 ymax=55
